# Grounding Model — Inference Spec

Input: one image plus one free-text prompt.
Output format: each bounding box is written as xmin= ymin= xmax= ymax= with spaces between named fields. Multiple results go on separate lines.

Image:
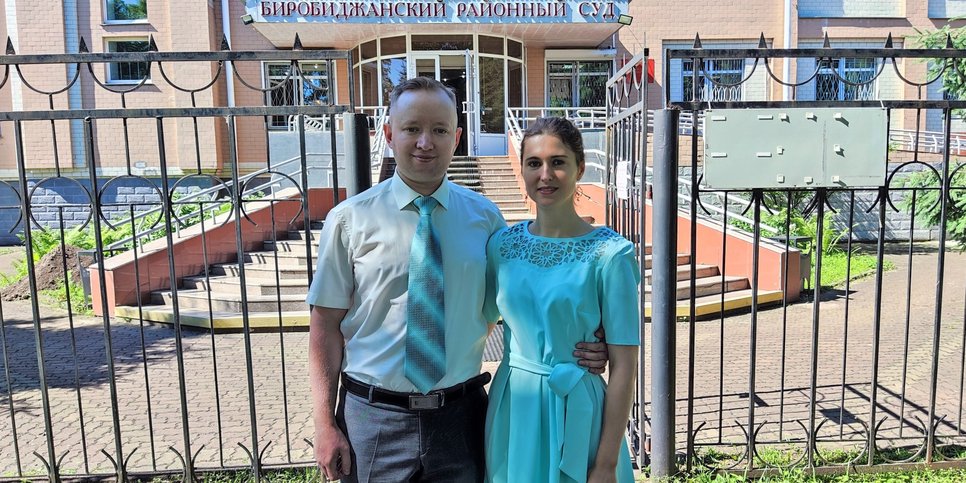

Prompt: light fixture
xmin=617 ymin=14 xmax=633 ymax=26
xmin=241 ymin=14 xmax=254 ymax=25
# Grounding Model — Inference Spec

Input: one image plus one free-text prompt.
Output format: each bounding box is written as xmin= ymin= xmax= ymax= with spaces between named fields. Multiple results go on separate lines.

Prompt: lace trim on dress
xmin=497 ymin=222 xmax=622 ymax=268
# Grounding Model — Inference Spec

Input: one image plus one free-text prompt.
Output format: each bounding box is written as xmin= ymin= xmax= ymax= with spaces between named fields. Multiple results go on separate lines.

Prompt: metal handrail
xmin=511 ymin=108 xmax=777 ymax=234
xmin=104 ymin=152 xmax=334 ymax=253
xmin=364 ymin=106 xmax=389 ymax=170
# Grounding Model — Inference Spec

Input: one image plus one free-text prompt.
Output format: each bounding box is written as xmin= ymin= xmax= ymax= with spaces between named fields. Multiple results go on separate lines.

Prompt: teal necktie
xmin=406 ymin=196 xmax=446 ymax=393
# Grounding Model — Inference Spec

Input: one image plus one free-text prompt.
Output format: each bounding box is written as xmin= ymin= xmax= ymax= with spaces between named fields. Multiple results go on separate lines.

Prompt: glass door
xmin=409 ymin=53 xmax=472 ymax=156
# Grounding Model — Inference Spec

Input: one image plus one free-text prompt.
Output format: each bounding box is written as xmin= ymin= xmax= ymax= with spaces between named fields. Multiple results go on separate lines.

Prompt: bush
xmin=900 ymin=168 xmax=966 ymax=251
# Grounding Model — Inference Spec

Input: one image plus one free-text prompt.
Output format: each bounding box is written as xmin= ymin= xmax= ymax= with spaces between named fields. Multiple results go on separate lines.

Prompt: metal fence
xmin=627 ymin=39 xmax=966 ymax=478
xmin=0 ymin=41 xmax=360 ymax=481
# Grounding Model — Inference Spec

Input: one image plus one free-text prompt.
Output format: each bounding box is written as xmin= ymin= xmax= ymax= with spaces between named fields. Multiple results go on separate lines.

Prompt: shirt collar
xmin=390 ymin=173 xmax=451 ymax=211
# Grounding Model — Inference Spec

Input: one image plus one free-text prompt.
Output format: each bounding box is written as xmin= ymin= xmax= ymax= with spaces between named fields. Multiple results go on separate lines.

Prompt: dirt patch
xmin=1 ymin=245 xmax=82 ymax=301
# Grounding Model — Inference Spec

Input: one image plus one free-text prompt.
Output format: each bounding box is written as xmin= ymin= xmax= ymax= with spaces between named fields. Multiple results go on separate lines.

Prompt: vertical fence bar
xmin=866 ymin=185 xmax=888 ymax=466
xmin=925 ymin=110 xmax=954 ymax=462
xmin=746 ymin=191 xmax=762 ymax=471
xmin=83 ymin=117 xmax=128 ymax=480
xmin=154 ymin=116 xmax=196 ymax=482
xmin=650 ymin=108 xmax=679 ymax=479
xmin=14 ymin=121 xmax=60 ymax=483
xmin=226 ymin=115 xmax=263 ymax=480
xmin=806 ymin=189 xmax=826 ymax=468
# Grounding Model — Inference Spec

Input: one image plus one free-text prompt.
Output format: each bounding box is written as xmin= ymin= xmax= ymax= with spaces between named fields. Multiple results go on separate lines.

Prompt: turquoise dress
xmin=484 ymin=221 xmax=641 ymax=483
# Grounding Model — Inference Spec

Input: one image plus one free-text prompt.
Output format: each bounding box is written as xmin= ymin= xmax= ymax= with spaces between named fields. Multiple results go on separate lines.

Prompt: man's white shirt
xmin=307 ymin=174 xmax=506 ymax=392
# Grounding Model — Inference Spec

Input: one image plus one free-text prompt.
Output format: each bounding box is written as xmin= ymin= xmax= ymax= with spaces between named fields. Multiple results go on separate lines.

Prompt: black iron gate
xmin=626 ymin=38 xmax=966 ymax=478
xmin=0 ymin=40 xmax=360 ymax=481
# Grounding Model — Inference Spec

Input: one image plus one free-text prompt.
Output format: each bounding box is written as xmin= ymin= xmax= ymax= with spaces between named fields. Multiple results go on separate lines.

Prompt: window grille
xmin=682 ymin=58 xmax=743 ymax=102
xmin=266 ymin=62 xmax=331 ymax=128
xmin=106 ymin=39 xmax=150 ymax=83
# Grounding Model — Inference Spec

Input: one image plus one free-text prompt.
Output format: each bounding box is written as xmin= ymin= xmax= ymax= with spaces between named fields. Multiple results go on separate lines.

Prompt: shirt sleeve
xmin=305 ymin=206 xmax=353 ymax=309
xmin=599 ymin=238 xmax=642 ymax=346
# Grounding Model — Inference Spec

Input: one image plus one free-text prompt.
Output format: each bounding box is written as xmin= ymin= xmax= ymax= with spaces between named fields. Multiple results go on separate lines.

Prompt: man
xmin=307 ymin=77 xmax=607 ymax=482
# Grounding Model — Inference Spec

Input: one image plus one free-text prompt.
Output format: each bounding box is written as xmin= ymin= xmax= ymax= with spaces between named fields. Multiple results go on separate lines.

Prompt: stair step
xmin=152 ymin=289 xmax=308 ymax=312
xmin=643 ymin=263 xmax=718 ymax=283
xmin=641 ymin=253 xmax=691 ymax=269
xmin=641 ymin=288 xmax=784 ymax=318
xmin=264 ymin=240 xmax=319 ymax=254
xmin=485 ymin=194 xmax=524 ymax=202
xmin=182 ymin=275 xmax=309 ymax=296
xmin=644 ymin=275 xmax=749 ymax=300
xmin=114 ymin=305 xmax=311 ymax=330
xmin=245 ymin=251 xmax=312 ymax=265
xmin=480 ymin=172 xmax=517 ymax=182
xmin=286 ymin=229 xmax=319 ymax=242
xmin=211 ymin=262 xmax=309 ymax=280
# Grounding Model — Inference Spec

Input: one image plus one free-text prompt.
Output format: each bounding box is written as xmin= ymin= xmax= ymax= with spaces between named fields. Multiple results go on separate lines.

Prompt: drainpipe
xmin=221 ymin=0 xmax=236 ymax=107
xmin=64 ymin=0 xmax=85 ymax=167
xmin=783 ymin=0 xmax=793 ymax=101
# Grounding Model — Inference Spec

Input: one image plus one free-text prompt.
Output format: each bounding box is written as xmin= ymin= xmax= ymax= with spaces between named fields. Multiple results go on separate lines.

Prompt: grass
xmin=144 ymin=468 xmax=321 ymax=482
xmin=662 ymin=468 xmax=966 ymax=482
xmin=808 ymin=251 xmax=895 ymax=290
xmin=126 ymin=464 xmax=966 ymax=483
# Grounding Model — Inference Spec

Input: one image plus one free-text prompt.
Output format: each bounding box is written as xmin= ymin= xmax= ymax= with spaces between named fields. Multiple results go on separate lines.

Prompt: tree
xmin=905 ymin=20 xmax=966 ymax=250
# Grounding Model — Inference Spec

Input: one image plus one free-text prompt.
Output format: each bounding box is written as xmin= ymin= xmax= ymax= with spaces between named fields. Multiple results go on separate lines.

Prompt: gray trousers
xmin=336 ymin=384 xmax=487 ymax=483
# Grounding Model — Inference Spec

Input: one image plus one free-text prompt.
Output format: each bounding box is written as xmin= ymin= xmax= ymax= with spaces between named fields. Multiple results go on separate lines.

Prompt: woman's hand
xmin=587 ymin=464 xmax=617 ymax=483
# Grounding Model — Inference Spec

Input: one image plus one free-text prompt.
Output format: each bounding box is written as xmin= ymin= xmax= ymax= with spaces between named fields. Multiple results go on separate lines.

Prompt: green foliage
xmin=812 ymin=250 xmax=895 ymax=289
xmin=39 ymin=273 xmax=92 ymax=316
xmin=146 ymin=468 xmax=321 ymax=482
xmin=731 ymin=207 xmax=845 ymax=256
xmin=900 ymin=168 xmax=966 ymax=251
xmin=915 ymin=19 xmax=966 ymax=118
xmin=0 ymin=188 xmax=245 ymax=306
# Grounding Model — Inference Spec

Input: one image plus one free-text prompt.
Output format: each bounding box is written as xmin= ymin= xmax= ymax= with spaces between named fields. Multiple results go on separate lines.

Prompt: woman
xmin=484 ymin=117 xmax=640 ymax=483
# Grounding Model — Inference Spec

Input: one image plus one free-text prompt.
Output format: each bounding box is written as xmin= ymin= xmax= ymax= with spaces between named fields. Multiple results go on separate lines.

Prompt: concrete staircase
xmin=637 ymin=244 xmax=783 ymax=317
xmin=114 ymin=224 xmax=321 ymax=330
xmin=477 ymin=156 xmax=531 ymax=223
xmin=116 ymin=157 xmax=781 ymax=329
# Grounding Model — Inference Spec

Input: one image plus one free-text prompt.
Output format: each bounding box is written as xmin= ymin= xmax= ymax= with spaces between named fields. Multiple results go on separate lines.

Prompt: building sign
xmin=248 ymin=0 xmax=628 ymax=23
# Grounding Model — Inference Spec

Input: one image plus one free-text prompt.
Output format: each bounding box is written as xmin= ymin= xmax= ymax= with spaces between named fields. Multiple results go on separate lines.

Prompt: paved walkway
xmin=0 ymin=245 xmax=964 ymax=476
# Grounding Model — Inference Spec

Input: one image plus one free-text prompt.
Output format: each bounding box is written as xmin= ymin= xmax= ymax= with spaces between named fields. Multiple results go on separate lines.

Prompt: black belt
xmin=341 ymin=372 xmax=491 ymax=410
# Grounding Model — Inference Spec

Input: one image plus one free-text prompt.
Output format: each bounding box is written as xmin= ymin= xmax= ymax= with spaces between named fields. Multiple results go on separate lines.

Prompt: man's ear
xmin=452 ymin=127 xmax=463 ymax=153
xmin=383 ymin=122 xmax=393 ymax=147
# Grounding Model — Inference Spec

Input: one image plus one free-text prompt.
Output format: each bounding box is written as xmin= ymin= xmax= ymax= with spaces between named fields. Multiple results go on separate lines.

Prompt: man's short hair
xmin=388 ymin=77 xmax=458 ymax=115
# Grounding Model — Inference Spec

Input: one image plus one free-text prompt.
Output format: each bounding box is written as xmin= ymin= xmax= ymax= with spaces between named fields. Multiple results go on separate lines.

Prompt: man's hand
xmin=574 ymin=326 xmax=609 ymax=375
xmin=315 ymin=425 xmax=351 ymax=481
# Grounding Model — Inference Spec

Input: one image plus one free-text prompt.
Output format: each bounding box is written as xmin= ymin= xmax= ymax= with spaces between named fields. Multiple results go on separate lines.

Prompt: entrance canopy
xmin=245 ymin=0 xmax=630 ymax=48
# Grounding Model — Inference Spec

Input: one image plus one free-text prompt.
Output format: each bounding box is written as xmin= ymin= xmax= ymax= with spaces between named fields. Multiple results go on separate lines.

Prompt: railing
xmin=103 ymin=153 xmax=339 ymax=253
xmin=0 ymin=45 xmax=356 ymax=482
xmin=650 ymin=41 xmax=966 ymax=480
xmin=890 ymin=127 xmax=966 ymax=155
xmin=513 ymin=109 xmax=778 ymax=234
xmin=361 ymin=106 xmax=389 ymax=172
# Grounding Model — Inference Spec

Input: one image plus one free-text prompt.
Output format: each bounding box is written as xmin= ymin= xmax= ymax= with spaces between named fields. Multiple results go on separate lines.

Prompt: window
xmin=816 ymin=58 xmax=877 ymax=101
xmin=547 ymin=60 xmax=609 ymax=108
xmin=106 ymin=39 xmax=150 ymax=84
xmin=106 ymin=0 xmax=147 ymax=22
xmin=266 ymin=62 xmax=333 ymax=128
xmin=682 ymin=59 xmax=743 ymax=102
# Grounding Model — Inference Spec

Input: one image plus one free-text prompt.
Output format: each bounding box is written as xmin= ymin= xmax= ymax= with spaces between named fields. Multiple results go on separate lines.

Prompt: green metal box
xmin=702 ymin=108 xmax=888 ymax=189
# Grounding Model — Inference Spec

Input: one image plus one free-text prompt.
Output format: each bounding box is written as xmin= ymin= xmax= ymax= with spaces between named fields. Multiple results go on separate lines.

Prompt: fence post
xmin=650 ymin=108 xmax=679 ymax=479
xmin=343 ymin=113 xmax=373 ymax=197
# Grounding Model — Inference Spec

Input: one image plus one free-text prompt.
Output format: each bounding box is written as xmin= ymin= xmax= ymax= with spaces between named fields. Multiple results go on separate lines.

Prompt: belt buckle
xmin=408 ymin=392 xmax=443 ymax=410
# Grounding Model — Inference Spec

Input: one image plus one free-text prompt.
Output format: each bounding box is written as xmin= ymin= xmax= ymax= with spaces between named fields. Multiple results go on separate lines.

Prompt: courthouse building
xmin=0 ymin=0 xmax=963 ymax=178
